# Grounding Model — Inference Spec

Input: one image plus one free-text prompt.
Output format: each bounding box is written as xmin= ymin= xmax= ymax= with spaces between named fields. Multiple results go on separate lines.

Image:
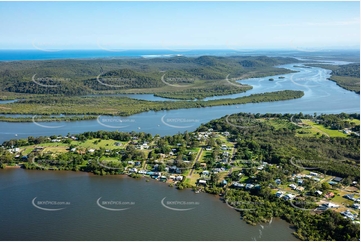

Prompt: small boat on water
xmin=269 ymin=78 xmax=274 ymax=81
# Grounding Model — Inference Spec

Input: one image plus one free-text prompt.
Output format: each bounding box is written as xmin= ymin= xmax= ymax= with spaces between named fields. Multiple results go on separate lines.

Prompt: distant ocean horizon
xmin=0 ymin=49 xmax=250 ymax=61
xmin=0 ymin=48 xmax=358 ymax=62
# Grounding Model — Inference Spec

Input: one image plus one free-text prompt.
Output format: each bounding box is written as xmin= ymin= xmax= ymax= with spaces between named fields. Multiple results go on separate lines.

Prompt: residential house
xmin=276 ymin=191 xmax=285 ymax=198
xmin=198 ymin=180 xmax=207 ymax=185
xmin=315 ymin=190 xmax=323 ymax=196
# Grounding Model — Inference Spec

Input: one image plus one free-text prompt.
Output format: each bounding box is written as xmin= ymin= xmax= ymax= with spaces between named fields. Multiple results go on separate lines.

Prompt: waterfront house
xmin=176 ymin=176 xmax=183 ymax=181
xmin=198 ymin=180 xmax=207 ymax=185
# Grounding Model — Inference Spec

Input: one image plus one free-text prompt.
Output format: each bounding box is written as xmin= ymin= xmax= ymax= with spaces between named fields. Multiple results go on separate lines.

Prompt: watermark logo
xmin=96 ymin=38 xmax=128 ymax=52
xmin=225 ymin=199 xmax=264 ymax=211
xmin=161 ymin=197 xmax=200 ymax=211
xmin=32 ymin=197 xmax=70 ymax=211
xmin=225 ymin=115 xmax=258 ymax=129
xmin=161 ymin=114 xmax=200 ymax=129
xmin=96 ymin=158 xmax=123 ymax=170
xmin=160 ymin=73 xmax=194 ymax=88
xmin=224 ymin=74 xmax=244 ymax=88
xmin=289 ymin=157 xmax=329 ymax=170
xmin=32 ymin=115 xmax=66 ymax=129
xmin=289 ymin=73 xmax=320 ymax=88
xmin=31 ymin=74 xmax=63 ymax=88
xmin=96 ymin=72 xmax=129 ymax=88
xmin=289 ymin=200 xmax=315 ymax=211
xmin=96 ymin=115 xmax=135 ymax=129
xmin=31 ymin=158 xmax=71 ymax=170
xmin=96 ymin=197 xmax=134 ymax=211
xmin=238 ymin=160 xmax=263 ymax=170
xmin=32 ymin=39 xmax=64 ymax=52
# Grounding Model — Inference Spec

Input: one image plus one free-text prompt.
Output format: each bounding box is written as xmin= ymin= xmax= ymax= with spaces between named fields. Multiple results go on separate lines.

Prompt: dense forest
xmin=0 ymin=55 xmax=297 ymax=99
xmin=197 ymin=112 xmax=360 ymax=178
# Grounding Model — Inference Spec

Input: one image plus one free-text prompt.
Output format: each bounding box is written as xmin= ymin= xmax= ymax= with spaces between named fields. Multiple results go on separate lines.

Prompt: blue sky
xmin=0 ymin=1 xmax=359 ymax=50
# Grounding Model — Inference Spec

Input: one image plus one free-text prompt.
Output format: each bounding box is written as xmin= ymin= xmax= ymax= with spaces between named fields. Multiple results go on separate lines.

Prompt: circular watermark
xmin=237 ymin=160 xmax=263 ymax=170
xmin=289 ymin=73 xmax=320 ymax=88
xmin=32 ymin=197 xmax=70 ymax=211
xmin=32 ymin=39 xmax=64 ymax=52
xmin=31 ymin=74 xmax=62 ymax=88
xmin=225 ymin=199 xmax=264 ymax=211
xmin=224 ymin=74 xmax=244 ymax=88
xmin=96 ymin=115 xmax=135 ymax=129
xmin=96 ymin=38 xmax=128 ymax=52
xmin=31 ymin=158 xmax=72 ymax=170
xmin=32 ymin=115 xmax=66 ymax=129
xmin=160 ymin=114 xmax=200 ymax=129
xmin=289 ymin=199 xmax=315 ymax=211
xmin=96 ymin=197 xmax=134 ymax=211
xmin=160 ymin=197 xmax=200 ymax=211
xmin=225 ymin=115 xmax=258 ymax=129
xmin=96 ymin=72 xmax=129 ymax=88
xmin=289 ymin=157 xmax=329 ymax=170
xmin=96 ymin=158 xmax=123 ymax=170
xmin=160 ymin=73 xmax=194 ymax=88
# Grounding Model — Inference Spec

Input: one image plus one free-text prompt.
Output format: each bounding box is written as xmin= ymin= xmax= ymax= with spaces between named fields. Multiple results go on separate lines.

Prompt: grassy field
xmin=71 ymin=139 xmax=128 ymax=149
xmin=301 ymin=119 xmax=348 ymax=138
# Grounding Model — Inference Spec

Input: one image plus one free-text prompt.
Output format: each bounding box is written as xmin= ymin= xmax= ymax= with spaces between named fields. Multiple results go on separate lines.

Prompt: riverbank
xmin=0 ymin=90 xmax=304 ymax=119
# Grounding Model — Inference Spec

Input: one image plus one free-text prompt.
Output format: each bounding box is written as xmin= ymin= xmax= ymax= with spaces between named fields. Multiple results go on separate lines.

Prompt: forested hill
xmin=0 ymin=56 xmax=298 ymax=96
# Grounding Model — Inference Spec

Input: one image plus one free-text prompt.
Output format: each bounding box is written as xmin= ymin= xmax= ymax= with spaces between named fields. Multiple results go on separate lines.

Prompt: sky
xmin=0 ymin=1 xmax=359 ymax=50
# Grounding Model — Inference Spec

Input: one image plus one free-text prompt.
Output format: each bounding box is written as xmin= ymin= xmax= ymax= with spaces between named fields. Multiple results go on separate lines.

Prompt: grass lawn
xmin=199 ymin=150 xmax=212 ymax=162
xmin=186 ymin=171 xmax=202 ymax=186
xmin=301 ymin=119 xmax=348 ymax=138
xmin=261 ymin=118 xmax=294 ymax=130
xmin=346 ymin=119 xmax=360 ymax=126
xmin=43 ymin=146 xmax=68 ymax=154
xmin=71 ymin=139 xmax=127 ymax=149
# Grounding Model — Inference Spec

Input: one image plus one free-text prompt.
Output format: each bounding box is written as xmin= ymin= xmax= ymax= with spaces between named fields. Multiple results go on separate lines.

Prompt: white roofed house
xmin=198 ymin=179 xmax=207 ymax=185
xmin=176 ymin=176 xmax=183 ymax=181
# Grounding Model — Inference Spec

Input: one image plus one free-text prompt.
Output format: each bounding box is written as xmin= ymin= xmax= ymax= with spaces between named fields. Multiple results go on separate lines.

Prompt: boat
xmin=269 ymin=78 xmax=274 ymax=81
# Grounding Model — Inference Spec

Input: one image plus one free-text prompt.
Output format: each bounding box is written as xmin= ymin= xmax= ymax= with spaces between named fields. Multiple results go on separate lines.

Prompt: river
xmin=0 ymin=168 xmax=298 ymax=241
xmin=0 ymin=63 xmax=359 ymax=143
xmin=0 ymin=60 xmax=359 ymax=241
